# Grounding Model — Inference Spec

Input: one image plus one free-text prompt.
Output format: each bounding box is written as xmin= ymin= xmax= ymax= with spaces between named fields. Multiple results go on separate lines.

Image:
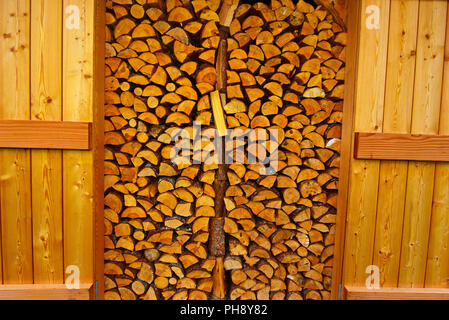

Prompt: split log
xmin=222 ymin=0 xmax=345 ymax=300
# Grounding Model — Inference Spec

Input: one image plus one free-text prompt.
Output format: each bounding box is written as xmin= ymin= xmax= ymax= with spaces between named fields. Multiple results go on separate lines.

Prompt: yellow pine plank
xmin=31 ymin=151 xmax=63 ymax=284
xmin=0 ymin=0 xmax=31 ymax=115
xmin=425 ymin=3 xmax=449 ymax=288
xmin=0 ymin=0 xmax=33 ymax=284
xmin=30 ymin=0 xmax=64 ymax=284
xmin=373 ymin=0 xmax=419 ymax=287
xmin=399 ymin=0 xmax=447 ymax=288
xmin=426 ymin=162 xmax=449 ymax=287
xmin=63 ymin=0 xmax=94 ymax=283
xmin=211 ymin=90 xmax=227 ymax=137
xmin=343 ymin=0 xmax=390 ymax=285
xmin=381 ymin=0 xmax=418 ymax=134
xmin=62 ymin=152 xmax=94 ymax=283
xmin=374 ymin=161 xmax=408 ymax=285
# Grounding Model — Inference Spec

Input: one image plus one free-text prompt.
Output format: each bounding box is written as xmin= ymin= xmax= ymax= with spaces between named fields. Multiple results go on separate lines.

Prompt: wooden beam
xmin=0 ymin=284 xmax=93 ymax=300
xmin=344 ymin=286 xmax=449 ymax=300
xmin=0 ymin=120 xmax=91 ymax=150
xmin=94 ymin=0 xmax=106 ymax=300
xmin=331 ymin=0 xmax=361 ymax=300
xmin=354 ymin=132 xmax=449 ymax=162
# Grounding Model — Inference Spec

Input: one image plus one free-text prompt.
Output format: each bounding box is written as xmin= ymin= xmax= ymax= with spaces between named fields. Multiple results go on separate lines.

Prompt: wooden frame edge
xmin=330 ymin=0 xmax=361 ymax=300
xmin=94 ymin=0 xmax=106 ymax=301
xmin=344 ymin=286 xmax=449 ymax=300
xmin=0 ymin=284 xmax=93 ymax=300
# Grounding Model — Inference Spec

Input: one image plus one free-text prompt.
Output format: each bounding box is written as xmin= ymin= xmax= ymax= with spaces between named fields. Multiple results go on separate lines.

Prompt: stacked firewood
xmin=222 ymin=0 xmax=345 ymax=300
xmin=104 ymin=0 xmax=345 ymax=301
xmin=104 ymin=0 xmax=225 ymax=300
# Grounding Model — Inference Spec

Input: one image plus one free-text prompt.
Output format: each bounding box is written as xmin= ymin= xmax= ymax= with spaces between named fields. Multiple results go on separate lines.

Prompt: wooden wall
xmin=0 ymin=0 xmax=99 ymax=298
xmin=342 ymin=0 xmax=449 ymax=293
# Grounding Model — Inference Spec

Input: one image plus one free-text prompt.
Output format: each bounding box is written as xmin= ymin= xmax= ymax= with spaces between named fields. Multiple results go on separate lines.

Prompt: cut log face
xmin=105 ymin=0 xmax=223 ymax=301
xmin=105 ymin=0 xmax=345 ymax=301
xmin=223 ymin=0 xmax=345 ymax=301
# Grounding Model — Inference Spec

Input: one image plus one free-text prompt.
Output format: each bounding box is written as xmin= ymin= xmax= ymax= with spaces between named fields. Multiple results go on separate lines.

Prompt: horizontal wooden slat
xmin=354 ymin=132 xmax=449 ymax=161
xmin=0 ymin=120 xmax=91 ymax=150
xmin=0 ymin=284 xmax=93 ymax=300
xmin=344 ymin=286 xmax=449 ymax=300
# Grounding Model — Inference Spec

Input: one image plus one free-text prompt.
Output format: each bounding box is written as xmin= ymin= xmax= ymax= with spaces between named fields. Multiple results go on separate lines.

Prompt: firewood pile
xmin=104 ymin=0 xmax=345 ymax=300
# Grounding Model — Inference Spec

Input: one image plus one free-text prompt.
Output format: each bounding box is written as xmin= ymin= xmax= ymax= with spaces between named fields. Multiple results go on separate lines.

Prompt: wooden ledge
xmin=0 ymin=283 xmax=93 ymax=300
xmin=354 ymin=132 xmax=449 ymax=162
xmin=344 ymin=286 xmax=449 ymax=300
xmin=0 ymin=120 xmax=91 ymax=150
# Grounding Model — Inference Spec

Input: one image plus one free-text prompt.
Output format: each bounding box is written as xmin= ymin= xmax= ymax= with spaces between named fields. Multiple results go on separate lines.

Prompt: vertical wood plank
xmin=372 ymin=0 xmax=419 ymax=287
xmin=94 ymin=0 xmax=106 ymax=299
xmin=331 ymin=0 xmax=361 ymax=299
xmin=343 ymin=0 xmax=390 ymax=286
xmin=0 ymin=0 xmax=33 ymax=285
xmin=30 ymin=0 xmax=64 ymax=284
xmin=425 ymin=2 xmax=449 ymax=288
xmin=399 ymin=0 xmax=447 ymax=288
xmin=63 ymin=0 xmax=94 ymax=284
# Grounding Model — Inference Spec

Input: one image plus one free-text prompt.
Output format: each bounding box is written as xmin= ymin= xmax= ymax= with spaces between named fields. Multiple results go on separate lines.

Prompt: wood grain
xmin=94 ymin=0 xmax=106 ymax=300
xmin=366 ymin=1 xmax=418 ymax=287
xmin=210 ymin=90 xmax=227 ymax=137
xmin=399 ymin=0 xmax=447 ymax=288
xmin=354 ymin=132 xmax=449 ymax=161
xmin=344 ymin=286 xmax=449 ymax=300
xmin=30 ymin=0 xmax=64 ymax=286
xmin=0 ymin=120 xmax=91 ymax=150
xmin=0 ymin=0 xmax=97 ymax=294
xmin=31 ymin=149 xmax=64 ymax=284
xmin=426 ymin=2 xmax=449 ymax=288
xmin=0 ymin=283 xmax=92 ymax=300
xmin=63 ymin=0 xmax=95 ymax=287
xmin=343 ymin=0 xmax=390 ymax=286
xmin=0 ymin=0 xmax=33 ymax=285
xmin=331 ymin=0 xmax=361 ymax=299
